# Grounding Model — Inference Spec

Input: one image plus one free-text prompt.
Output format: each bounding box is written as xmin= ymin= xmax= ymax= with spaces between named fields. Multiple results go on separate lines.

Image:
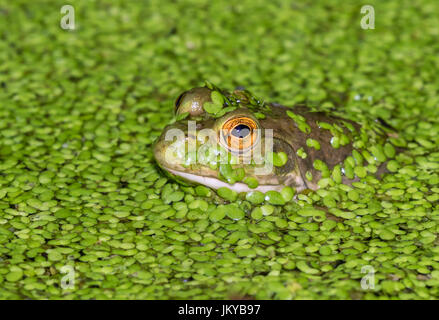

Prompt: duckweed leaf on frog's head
xmin=217 ymin=187 xmax=238 ymax=201
xmin=211 ymin=91 xmax=224 ymax=105
xmin=204 ymin=90 xmax=237 ymax=118
xmin=203 ymin=101 xmax=223 ymax=115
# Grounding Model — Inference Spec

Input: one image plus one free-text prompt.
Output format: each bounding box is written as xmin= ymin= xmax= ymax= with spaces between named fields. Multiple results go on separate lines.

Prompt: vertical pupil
xmin=232 ymin=124 xmax=250 ymax=138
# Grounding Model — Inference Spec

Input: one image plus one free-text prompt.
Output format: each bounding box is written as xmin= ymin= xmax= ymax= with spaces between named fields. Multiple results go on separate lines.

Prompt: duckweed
xmin=281 ymin=187 xmax=295 ymax=202
xmin=217 ymin=187 xmax=238 ymax=202
xmin=1 ymin=0 xmax=439 ymax=301
xmin=225 ymin=205 xmax=245 ymax=220
xmin=265 ymin=191 xmax=286 ymax=205
xmin=306 ymin=139 xmax=321 ymax=151
xmin=267 ymin=151 xmax=288 ymax=167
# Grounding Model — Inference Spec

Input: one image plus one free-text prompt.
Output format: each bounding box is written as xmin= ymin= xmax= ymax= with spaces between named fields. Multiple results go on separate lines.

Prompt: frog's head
xmin=153 ymin=85 xmax=305 ymax=193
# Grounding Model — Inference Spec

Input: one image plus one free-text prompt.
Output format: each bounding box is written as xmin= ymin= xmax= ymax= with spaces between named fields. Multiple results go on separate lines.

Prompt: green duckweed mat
xmin=1 ymin=0 xmax=439 ymax=299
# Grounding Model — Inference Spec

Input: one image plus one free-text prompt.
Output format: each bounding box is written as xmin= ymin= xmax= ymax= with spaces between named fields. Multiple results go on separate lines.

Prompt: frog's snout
xmin=153 ymin=125 xmax=195 ymax=171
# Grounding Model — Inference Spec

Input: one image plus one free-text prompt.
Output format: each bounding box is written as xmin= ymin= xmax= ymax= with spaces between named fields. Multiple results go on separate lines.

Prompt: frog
xmin=154 ymin=83 xmax=396 ymax=194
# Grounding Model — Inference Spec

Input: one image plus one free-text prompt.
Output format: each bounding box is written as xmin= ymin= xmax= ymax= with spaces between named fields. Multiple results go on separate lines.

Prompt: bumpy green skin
xmin=154 ymin=85 xmax=394 ymax=192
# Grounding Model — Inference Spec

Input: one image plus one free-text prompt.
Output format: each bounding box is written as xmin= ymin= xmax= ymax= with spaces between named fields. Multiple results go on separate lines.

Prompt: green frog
xmin=154 ymin=83 xmax=396 ymax=194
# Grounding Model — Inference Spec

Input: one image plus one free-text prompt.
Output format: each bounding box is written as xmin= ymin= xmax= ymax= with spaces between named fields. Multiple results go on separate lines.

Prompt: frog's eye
xmin=220 ymin=117 xmax=259 ymax=152
xmin=174 ymin=87 xmax=212 ymax=116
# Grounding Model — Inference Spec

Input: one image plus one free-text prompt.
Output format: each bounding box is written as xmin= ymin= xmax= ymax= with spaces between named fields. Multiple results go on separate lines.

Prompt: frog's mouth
xmin=164 ymin=167 xmax=284 ymax=193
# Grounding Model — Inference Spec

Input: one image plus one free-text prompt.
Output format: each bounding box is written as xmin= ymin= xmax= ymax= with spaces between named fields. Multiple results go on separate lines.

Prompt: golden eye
xmin=221 ymin=117 xmax=258 ymax=152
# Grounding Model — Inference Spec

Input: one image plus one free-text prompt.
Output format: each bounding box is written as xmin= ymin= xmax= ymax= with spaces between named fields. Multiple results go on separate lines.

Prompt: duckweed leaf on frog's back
xmin=306 ymin=138 xmax=321 ymax=150
xmin=245 ymin=191 xmax=265 ymax=204
xmin=296 ymin=147 xmax=307 ymax=159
